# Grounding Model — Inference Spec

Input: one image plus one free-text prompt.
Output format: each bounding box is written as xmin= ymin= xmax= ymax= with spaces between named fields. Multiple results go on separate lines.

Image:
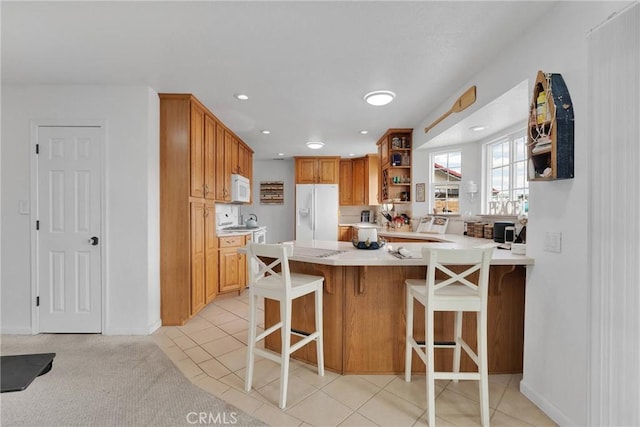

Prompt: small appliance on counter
xmin=360 ymin=210 xmax=371 ymax=223
xmin=493 ymin=221 xmax=515 ymax=243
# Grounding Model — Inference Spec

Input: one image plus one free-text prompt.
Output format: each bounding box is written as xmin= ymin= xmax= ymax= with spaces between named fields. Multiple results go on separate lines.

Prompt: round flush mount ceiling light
xmin=364 ymin=90 xmax=396 ymax=106
xmin=305 ymin=141 xmax=325 ymax=150
xmin=234 ymin=93 xmax=249 ymax=101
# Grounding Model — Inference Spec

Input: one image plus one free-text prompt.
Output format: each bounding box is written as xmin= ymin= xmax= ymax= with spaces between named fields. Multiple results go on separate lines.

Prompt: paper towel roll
xmin=357 ymin=227 xmax=378 ymax=243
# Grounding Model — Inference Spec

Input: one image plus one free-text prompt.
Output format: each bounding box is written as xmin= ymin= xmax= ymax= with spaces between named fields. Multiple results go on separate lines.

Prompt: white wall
xmin=241 ymin=159 xmax=295 ymax=243
xmin=411 ymin=2 xmax=631 ymax=425
xmin=1 ymin=85 xmax=160 ymax=335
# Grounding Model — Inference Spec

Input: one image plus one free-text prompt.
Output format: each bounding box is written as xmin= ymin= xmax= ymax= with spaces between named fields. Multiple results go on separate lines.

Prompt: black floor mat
xmin=1 ymin=353 xmax=56 ymax=392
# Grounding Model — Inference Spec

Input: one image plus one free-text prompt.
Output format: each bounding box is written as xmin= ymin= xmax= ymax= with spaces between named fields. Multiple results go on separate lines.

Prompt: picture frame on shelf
xmin=416 ymin=183 xmax=425 ymax=202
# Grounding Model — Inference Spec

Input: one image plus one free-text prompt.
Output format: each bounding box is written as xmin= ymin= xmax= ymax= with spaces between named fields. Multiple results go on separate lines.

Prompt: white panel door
xmin=37 ymin=126 xmax=102 ymax=332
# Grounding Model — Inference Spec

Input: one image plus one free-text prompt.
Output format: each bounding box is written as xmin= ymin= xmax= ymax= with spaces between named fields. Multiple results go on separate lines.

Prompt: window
xmin=485 ymin=131 xmax=528 ymax=214
xmin=431 ymin=150 xmax=461 ymax=214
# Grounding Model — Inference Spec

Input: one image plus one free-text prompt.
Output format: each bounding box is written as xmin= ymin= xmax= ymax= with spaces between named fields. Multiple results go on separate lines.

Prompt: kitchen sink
xmin=222 ymin=225 xmax=258 ymax=231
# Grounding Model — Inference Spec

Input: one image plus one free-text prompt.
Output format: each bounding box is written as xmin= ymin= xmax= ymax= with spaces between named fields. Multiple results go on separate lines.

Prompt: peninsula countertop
xmin=287 ymin=236 xmax=533 ymax=267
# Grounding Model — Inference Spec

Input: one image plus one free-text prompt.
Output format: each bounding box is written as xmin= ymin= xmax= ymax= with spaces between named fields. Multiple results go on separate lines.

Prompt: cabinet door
xmin=190 ymin=104 xmax=206 ymax=198
xmin=379 ymin=137 xmax=390 ymax=168
xmin=338 ymin=226 xmax=352 ymax=242
xmin=214 ymin=123 xmax=227 ymax=201
xmin=317 ymin=158 xmax=339 ymax=183
xmin=339 ymin=160 xmax=353 ymax=205
xmin=230 ymin=137 xmax=240 ymax=175
xmin=365 ymin=154 xmax=379 ymax=205
xmin=204 ymin=201 xmax=217 ymax=303
xmin=238 ymin=142 xmax=250 ymax=177
xmin=218 ymin=248 xmax=240 ymax=293
xmin=190 ymin=202 xmax=206 ymax=315
xmin=352 ymin=157 xmax=366 ymax=205
xmin=295 ymin=158 xmax=318 ymax=184
xmin=224 ymin=131 xmax=238 ymax=196
xmin=204 ymin=115 xmax=216 ymax=200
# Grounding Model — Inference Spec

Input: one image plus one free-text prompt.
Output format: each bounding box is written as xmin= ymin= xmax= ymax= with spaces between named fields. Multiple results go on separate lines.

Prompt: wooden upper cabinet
xmin=339 ymin=160 xmax=353 ymax=205
xmin=379 ymin=136 xmax=390 ymax=168
xmin=295 ymin=157 xmax=340 ymax=184
xmin=238 ymin=143 xmax=251 ymax=178
xmin=339 ymin=154 xmax=379 ymax=206
xmin=352 ymin=157 xmax=366 ymax=205
xmin=318 ymin=157 xmax=339 ymax=183
xmin=190 ymin=103 xmax=206 ymax=198
xmin=203 ymin=115 xmax=216 ymax=200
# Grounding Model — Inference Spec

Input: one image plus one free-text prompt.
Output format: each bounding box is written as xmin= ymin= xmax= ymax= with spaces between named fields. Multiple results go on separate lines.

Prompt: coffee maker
xmin=360 ymin=210 xmax=371 ymax=223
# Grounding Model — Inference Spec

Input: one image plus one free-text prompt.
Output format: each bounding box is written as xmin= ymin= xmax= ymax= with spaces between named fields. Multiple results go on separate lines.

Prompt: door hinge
xmin=36 ymin=296 xmax=40 ymax=307
xmin=36 ymin=144 xmax=39 ymax=154
xmin=36 ymin=220 xmax=40 ymax=230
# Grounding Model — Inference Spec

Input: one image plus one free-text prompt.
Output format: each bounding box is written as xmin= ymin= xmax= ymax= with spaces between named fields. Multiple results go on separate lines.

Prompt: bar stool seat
xmin=405 ymin=246 xmax=494 ymax=426
xmin=244 ymin=242 xmax=324 ymax=409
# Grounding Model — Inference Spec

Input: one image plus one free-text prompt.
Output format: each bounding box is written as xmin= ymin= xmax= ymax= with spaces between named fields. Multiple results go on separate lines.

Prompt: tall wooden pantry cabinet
xmin=159 ymin=94 xmax=253 ymax=325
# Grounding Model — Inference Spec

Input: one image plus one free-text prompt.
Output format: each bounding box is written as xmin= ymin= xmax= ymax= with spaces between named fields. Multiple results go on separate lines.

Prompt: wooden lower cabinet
xmin=338 ymin=226 xmax=353 ymax=242
xmin=190 ymin=201 xmax=218 ymax=315
xmin=218 ymin=235 xmax=250 ymax=294
xmin=265 ymin=263 xmax=526 ymax=375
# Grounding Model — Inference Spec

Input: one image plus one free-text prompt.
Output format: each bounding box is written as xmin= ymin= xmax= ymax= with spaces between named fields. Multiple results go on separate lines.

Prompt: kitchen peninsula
xmin=263 ymin=236 xmax=533 ymax=375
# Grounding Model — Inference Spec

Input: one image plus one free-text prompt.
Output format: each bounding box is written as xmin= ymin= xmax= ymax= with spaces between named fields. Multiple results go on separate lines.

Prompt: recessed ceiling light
xmin=234 ymin=93 xmax=249 ymax=101
xmin=359 ymin=130 xmax=369 ymax=135
xmin=349 ymin=153 xmax=356 ymax=156
xmin=305 ymin=141 xmax=324 ymax=150
xmin=364 ymin=90 xmax=396 ymax=106
xmin=260 ymin=130 xmax=271 ymax=134
xmin=277 ymin=152 xmax=285 ymax=156
xmin=470 ymin=125 xmax=486 ymax=132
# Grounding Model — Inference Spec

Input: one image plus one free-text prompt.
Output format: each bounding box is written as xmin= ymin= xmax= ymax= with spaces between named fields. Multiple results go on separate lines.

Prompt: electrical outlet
xmin=544 ymin=232 xmax=562 ymax=253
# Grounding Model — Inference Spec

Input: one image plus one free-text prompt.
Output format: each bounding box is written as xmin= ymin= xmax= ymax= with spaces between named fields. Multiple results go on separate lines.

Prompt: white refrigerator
xmin=295 ymin=184 xmax=339 ymax=241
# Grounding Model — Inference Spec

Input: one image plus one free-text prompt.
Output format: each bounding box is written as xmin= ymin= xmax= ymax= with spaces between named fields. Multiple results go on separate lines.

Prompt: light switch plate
xmin=19 ymin=200 xmax=30 ymax=215
xmin=544 ymin=232 xmax=562 ymax=253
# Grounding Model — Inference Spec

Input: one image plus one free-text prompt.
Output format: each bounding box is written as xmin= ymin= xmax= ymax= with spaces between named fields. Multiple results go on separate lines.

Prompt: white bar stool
xmin=405 ymin=246 xmax=494 ymax=426
xmin=244 ymin=242 xmax=325 ymax=409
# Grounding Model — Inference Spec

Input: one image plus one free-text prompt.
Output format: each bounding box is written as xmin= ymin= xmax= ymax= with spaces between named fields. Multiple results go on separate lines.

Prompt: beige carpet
xmin=0 ymin=334 xmax=266 ymax=426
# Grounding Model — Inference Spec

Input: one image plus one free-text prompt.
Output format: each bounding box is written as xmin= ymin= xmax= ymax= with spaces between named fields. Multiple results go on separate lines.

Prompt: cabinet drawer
xmin=218 ymin=235 xmax=245 ymax=248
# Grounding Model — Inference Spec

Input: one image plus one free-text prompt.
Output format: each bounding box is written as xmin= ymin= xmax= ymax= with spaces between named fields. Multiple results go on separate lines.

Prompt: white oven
xmin=250 ymin=228 xmax=266 ymax=244
xmin=231 ymin=174 xmax=250 ymax=203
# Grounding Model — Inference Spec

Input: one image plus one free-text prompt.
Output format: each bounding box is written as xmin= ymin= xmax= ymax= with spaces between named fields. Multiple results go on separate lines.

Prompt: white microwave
xmin=231 ymin=174 xmax=250 ymax=203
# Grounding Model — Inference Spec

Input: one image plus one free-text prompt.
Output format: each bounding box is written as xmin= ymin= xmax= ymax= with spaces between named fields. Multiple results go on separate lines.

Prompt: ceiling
xmin=1 ymin=1 xmax=556 ymax=160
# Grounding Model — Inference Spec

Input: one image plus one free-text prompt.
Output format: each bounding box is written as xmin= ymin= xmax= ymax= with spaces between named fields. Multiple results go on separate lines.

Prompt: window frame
xmin=483 ymin=128 xmax=529 ymax=214
xmin=430 ymin=149 xmax=462 ymax=215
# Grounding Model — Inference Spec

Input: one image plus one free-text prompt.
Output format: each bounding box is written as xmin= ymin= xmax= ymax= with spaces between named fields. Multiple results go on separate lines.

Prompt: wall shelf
xmin=527 ymin=70 xmax=575 ymax=181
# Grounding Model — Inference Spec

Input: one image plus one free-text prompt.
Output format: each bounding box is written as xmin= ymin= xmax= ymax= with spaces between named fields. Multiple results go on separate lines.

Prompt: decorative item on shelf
xmin=391 ymin=153 xmax=402 ymax=166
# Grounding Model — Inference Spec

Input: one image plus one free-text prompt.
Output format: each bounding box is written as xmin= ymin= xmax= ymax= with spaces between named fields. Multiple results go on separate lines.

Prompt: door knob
xmin=89 ymin=236 xmax=99 ymax=246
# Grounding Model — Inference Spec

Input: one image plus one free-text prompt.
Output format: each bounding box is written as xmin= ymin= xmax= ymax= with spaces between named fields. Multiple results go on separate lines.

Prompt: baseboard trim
xmin=0 ymin=327 xmax=34 ymax=335
xmin=103 ymin=327 xmax=155 ymax=336
xmin=520 ymin=379 xmax=575 ymax=426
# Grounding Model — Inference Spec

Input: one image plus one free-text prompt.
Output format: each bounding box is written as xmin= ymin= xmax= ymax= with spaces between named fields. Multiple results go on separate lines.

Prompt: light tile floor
xmin=153 ymin=292 xmax=557 ymax=427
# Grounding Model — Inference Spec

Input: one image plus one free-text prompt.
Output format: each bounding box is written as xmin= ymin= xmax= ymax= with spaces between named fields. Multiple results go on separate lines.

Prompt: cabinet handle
xmin=203 ymin=206 xmax=209 ymax=217
xmin=204 ymin=184 xmax=209 ymax=196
